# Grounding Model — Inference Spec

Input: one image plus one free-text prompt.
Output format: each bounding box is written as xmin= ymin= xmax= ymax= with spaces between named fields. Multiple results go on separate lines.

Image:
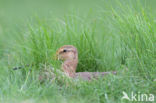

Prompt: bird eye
xmin=63 ymin=49 xmax=67 ymax=52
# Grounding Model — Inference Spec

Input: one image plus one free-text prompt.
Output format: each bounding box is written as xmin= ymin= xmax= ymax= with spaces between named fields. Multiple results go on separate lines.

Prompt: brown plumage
xmin=56 ymin=45 xmax=116 ymax=80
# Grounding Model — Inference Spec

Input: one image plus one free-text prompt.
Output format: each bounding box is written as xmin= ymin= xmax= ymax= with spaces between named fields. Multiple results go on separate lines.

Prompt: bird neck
xmin=62 ymin=58 xmax=78 ymax=77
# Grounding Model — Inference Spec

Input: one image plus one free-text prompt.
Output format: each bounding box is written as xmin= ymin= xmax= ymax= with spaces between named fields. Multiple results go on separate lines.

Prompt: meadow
xmin=0 ymin=0 xmax=155 ymax=103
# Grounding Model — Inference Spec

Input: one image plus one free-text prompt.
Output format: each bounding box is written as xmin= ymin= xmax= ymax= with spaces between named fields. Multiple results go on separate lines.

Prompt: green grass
xmin=0 ymin=0 xmax=155 ymax=103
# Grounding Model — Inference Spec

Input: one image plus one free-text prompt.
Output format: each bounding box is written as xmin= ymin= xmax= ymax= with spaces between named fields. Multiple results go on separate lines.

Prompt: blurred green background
xmin=0 ymin=0 xmax=155 ymax=103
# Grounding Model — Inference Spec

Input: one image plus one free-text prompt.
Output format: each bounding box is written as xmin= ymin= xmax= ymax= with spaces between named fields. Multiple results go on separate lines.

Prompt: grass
xmin=0 ymin=0 xmax=155 ymax=103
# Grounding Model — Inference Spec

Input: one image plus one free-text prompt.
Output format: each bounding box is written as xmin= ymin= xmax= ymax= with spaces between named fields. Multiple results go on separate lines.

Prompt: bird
xmin=56 ymin=45 xmax=117 ymax=80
